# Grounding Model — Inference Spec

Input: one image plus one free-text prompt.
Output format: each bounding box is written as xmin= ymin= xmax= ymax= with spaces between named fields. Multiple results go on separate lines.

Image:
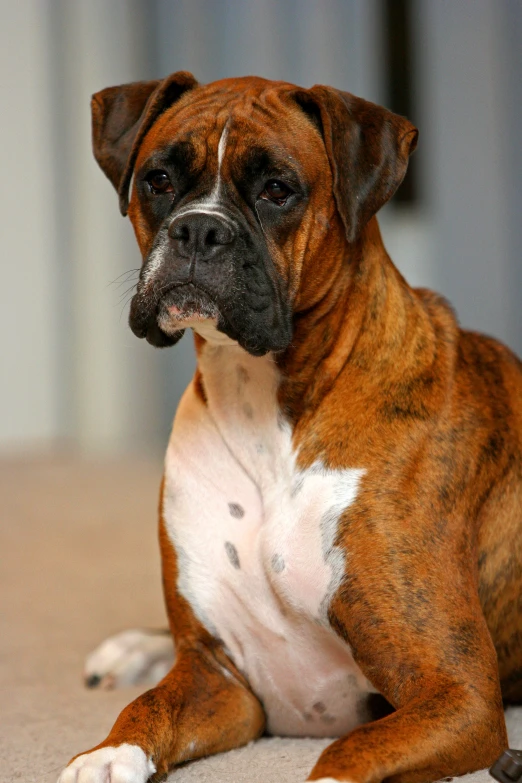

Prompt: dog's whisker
xmin=117 ymin=283 xmax=139 ymax=304
xmin=107 ymin=268 xmax=141 ymax=288
xmin=119 ymin=294 xmax=136 ymax=320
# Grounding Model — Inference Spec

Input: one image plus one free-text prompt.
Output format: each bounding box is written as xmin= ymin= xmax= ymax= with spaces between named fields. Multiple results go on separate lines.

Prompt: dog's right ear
xmin=292 ymin=85 xmax=417 ymax=243
xmin=91 ymin=71 xmax=198 ymax=215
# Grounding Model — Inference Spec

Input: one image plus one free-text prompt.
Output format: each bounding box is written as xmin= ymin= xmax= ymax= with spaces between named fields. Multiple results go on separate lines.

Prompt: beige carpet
xmin=1 ymin=455 xmax=520 ymax=783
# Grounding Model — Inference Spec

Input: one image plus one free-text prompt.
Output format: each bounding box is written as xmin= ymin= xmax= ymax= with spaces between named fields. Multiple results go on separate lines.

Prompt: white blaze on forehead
xmin=217 ymin=123 xmax=229 ymax=169
xmin=174 ymin=123 xmax=230 ymax=213
xmin=209 ymin=123 xmax=229 ymax=204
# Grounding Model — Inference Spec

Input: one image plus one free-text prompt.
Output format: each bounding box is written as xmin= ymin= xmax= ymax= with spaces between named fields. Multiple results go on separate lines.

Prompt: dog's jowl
xmin=58 ymin=73 xmax=522 ymax=783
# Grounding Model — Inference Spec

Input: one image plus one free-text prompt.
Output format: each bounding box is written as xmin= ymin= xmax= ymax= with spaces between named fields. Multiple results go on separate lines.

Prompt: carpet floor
xmin=1 ymin=455 xmax=520 ymax=783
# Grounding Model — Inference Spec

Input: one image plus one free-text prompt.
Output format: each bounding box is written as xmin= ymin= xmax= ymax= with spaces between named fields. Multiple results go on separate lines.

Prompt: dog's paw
xmin=84 ymin=629 xmax=174 ymax=689
xmin=57 ymin=744 xmax=155 ymax=783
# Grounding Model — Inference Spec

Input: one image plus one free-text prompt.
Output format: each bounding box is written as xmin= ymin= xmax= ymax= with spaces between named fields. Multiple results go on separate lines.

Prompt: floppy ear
xmin=294 ymin=85 xmax=418 ymax=243
xmin=91 ymin=71 xmax=198 ymax=215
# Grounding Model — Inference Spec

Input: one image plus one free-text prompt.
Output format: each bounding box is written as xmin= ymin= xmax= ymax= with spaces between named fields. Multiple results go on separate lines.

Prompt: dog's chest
xmin=164 ymin=344 xmax=373 ymax=736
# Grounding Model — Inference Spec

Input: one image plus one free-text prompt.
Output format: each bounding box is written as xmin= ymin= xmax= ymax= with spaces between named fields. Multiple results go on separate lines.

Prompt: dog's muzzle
xmin=129 ymin=203 xmax=293 ymax=355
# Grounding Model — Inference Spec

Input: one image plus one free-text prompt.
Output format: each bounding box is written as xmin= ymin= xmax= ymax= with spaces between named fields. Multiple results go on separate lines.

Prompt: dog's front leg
xmin=57 ymin=642 xmax=265 ymax=782
xmin=304 ymin=556 xmax=507 ymax=783
xmin=306 ymin=679 xmax=506 ymax=783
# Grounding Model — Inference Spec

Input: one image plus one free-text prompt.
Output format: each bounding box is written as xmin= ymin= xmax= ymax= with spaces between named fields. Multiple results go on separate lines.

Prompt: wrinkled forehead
xmin=134 ymin=82 xmax=327 ymax=182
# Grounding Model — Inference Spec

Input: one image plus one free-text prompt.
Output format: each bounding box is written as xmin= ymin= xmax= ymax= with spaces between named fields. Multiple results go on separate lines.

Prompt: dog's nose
xmin=168 ymin=212 xmax=235 ymax=260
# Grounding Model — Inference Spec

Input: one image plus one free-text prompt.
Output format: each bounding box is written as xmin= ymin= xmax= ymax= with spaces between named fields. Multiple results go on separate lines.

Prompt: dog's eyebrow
xmin=140 ymin=140 xmax=198 ymax=175
xmin=238 ymin=144 xmax=302 ymax=182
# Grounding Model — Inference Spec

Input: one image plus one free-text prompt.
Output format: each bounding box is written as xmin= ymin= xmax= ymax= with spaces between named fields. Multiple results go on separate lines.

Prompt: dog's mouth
xmin=129 ymin=266 xmax=293 ymax=355
xmin=129 ymin=282 xmax=223 ymax=348
xmin=158 ymin=283 xmax=220 ymax=330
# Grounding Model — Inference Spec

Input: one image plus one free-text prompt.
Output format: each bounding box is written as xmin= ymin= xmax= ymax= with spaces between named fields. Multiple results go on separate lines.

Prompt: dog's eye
xmin=260 ymin=179 xmax=293 ymax=205
xmin=146 ymin=170 xmax=174 ymax=195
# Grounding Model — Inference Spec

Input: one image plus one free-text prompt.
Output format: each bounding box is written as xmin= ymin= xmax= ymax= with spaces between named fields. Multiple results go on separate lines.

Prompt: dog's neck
xmin=193 ymin=217 xmax=445 ymax=429
xmin=276 ymin=217 xmax=443 ymax=422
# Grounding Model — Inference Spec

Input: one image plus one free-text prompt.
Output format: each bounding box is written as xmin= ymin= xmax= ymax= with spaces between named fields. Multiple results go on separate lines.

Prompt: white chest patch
xmin=164 ymin=343 xmax=374 ymax=737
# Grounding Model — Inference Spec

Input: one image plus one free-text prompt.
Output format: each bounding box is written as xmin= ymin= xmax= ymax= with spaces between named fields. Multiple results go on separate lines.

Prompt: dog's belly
xmin=163 ymin=347 xmax=375 ymax=737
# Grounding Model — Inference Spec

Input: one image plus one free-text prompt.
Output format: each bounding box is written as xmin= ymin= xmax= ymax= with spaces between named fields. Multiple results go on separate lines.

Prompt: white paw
xmin=84 ymin=629 xmax=174 ymax=689
xmin=57 ymin=744 xmax=155 ymax=783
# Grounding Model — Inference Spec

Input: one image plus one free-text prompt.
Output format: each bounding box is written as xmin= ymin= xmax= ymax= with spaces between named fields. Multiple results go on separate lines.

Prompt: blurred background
xmin=2 ymin=0 xmax=521 ymax=456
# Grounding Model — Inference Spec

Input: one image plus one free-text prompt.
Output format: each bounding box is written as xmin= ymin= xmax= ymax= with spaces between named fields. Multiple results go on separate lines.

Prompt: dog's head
xmin=91 ymin=73 xmax=417 ymax=355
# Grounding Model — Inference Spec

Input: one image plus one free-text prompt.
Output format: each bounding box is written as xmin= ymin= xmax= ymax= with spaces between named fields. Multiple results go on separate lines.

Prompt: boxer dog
xmin=58 ymin=73 xmax=522 ymax=783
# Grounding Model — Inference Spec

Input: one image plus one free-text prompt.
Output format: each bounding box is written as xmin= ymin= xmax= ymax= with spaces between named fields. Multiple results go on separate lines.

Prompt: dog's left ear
xmin=294 ymin=85 xmax=418 ymax=243
xmin=91 ymin=71 xmax=198 ymax=215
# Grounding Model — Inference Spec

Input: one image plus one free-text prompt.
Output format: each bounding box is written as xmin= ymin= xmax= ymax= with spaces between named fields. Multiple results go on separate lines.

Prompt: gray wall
xmin=1 ymin=0 xmax=520 ymax=453
xmin=418 ymin=0 xmax=519 ymax=350
xmin=500 ymin=0 xmax=522 ymax=352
